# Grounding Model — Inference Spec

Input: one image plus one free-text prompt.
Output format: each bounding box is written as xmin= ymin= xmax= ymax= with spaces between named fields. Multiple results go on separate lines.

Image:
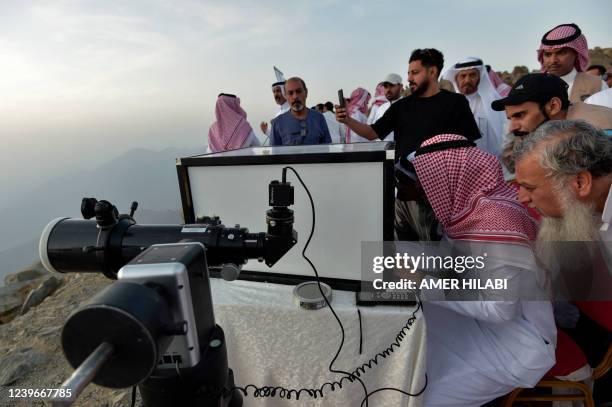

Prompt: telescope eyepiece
xmin=81 ymin=198 xmax=98 ymax=220
xmin=95 ymin=200 xmax=119 ymax=229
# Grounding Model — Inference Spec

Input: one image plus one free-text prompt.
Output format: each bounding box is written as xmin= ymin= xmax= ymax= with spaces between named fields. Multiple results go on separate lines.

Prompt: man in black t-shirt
xmin=336 ymin=48 xmax=481 ymax=240
xmin=336 ymin=48 xmax=480 ymax=161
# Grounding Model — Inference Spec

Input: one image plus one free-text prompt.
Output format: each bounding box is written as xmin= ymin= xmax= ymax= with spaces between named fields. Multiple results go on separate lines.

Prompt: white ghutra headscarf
xmin=442 ymin=57 xmax=507 ymax=157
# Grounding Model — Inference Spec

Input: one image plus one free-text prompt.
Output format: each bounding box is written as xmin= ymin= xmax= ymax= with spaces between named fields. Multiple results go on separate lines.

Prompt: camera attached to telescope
xmin=39 ymin=178 xmax=297 ymax=407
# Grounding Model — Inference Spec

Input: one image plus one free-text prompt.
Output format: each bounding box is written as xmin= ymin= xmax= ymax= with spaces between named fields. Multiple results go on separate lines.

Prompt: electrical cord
xmin=227 ymin=166 xmax=427 ymax=406
xmin=358 ymin=309 xmax=363 ymax=355
xmin=354 ymin=302 xmax=427 ymax=407
xmin=283 ymin=166 xmax=370 ymax=405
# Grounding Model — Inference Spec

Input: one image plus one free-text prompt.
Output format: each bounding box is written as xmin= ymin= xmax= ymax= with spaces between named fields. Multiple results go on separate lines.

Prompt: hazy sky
xmin=1 ymin=0 xmax=611 ymax=193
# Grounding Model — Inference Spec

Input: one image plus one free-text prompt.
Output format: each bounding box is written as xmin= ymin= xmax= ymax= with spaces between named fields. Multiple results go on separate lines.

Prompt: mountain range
xmin=0 ymin=146 xmax=202 ymax=285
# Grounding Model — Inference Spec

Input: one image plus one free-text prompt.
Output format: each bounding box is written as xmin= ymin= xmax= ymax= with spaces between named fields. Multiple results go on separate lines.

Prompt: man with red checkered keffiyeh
xmin=538 ymin=23 xmax=608 ymax=103
xmin=409 ymin=134 xmax=556 ymax=406
xmin=206 ymin=94 xmax=260 ymax=153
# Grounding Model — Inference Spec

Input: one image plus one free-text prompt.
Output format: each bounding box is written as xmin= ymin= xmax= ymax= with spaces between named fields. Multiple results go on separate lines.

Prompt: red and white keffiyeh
xmin=537 ymin=23 xmax=589 ymax=72
xmin=347 ymin=87 xmax=371 ymax=116
xmin=412 ymin=134 xmax=537 ymax=244
xmin=207 ymin=95 xmax=254 ymax=153
xmin=372 ymin=83 xmax=387 ymax=107
xmin=488 ymin=69 xmax=512 ymax=97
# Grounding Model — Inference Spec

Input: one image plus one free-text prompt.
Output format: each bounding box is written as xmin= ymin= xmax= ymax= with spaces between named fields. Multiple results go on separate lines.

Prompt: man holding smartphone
xmin=271 ymin=77 xmax=332 ymax=146
xmin=336 ymin=48 xmax=480 ymax=240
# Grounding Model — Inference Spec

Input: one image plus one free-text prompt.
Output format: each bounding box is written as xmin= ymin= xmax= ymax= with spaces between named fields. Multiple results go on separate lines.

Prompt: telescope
xmin=39 ymin=178 xmax=297 ymax=406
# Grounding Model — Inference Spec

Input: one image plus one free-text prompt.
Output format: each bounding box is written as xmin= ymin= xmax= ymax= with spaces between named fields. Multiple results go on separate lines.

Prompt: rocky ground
xmin=0 ymin=268 xmax=141 ymax=407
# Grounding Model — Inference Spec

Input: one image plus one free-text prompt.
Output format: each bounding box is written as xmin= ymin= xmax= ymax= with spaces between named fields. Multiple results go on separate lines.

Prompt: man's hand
xmin=334 ymin=107 xmax=379 ymax=140
xmin=260 ymin=121 xmax=269 ymax=134
xmin=335 ymin=106 xmax=348 ymax=124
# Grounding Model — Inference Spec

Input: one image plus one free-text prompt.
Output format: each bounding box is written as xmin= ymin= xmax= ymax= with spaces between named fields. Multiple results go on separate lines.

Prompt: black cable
xmin=226 ymin=166 xmax=427 ymax=405
xmin=358 ymin=309 xmax=363 ymax=355
xmin=228 ymin=303 xmax=425 ymax=403
xmin=353 ymin=303 xmax=426 ymax=406
xmin=283 ymin=166 xmax=370 ymax=405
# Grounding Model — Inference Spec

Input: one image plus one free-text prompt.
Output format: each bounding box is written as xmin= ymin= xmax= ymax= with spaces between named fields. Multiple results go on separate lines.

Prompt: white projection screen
xmin=177 ymin=143 xmax=395 ymax=289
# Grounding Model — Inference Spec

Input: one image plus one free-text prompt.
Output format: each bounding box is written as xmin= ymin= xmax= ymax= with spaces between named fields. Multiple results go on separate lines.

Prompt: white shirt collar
xmin=465 ymin=92 xmax=480 ymax=101
xmin=560 ymin=68 xmax=578 ymax=88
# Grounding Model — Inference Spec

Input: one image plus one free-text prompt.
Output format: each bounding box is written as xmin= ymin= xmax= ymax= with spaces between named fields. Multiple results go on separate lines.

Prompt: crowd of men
xmin=205 ymin=22 xmax=612 ymax=407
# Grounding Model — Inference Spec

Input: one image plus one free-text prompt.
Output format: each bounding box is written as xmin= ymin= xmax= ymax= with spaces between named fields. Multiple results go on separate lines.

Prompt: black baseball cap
xmin=491 ymin=73 xmax=569 ymax=111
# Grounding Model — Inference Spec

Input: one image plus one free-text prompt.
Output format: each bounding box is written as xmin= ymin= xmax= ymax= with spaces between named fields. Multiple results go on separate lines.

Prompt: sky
xmin=0 ymin=0 xmax=611 ymax=195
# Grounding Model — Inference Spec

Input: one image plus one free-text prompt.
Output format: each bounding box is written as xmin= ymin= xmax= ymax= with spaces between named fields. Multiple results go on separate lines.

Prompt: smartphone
xmin=338 ymin=89 xmax=345 ymax=108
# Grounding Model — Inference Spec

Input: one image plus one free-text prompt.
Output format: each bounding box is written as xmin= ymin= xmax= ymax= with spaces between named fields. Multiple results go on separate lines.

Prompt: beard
xmin=291 ymin=101 xmax=304 ymax=112
xmin=536 ymin=189 xmax=601 ymax=243
xmin=410 ymin=78 xmax=430 ymax=96
xmin=460 ymin=84 xmax=477 ymax=95
xmin=535 ymin=187 xmax=602 ymax=300
xmin=385 ymin=89 xmax=400 ymax=101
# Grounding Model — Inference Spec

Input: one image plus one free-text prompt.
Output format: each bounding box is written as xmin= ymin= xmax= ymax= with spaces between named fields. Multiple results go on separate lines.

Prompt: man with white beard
xmin=442 ymin=57 xmax=507 ymax=156
xmin=514 ymin=120 xmax=610 ymax=295
xmin=513 ymin=119 xmax=612 ymax=404
xmin=514 ymin=120 xmax=610 ymax=242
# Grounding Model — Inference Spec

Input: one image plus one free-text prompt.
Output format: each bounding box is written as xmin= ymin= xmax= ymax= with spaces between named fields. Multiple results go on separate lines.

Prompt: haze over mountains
xmin=0 ymin=146 xmax=203 ymax=285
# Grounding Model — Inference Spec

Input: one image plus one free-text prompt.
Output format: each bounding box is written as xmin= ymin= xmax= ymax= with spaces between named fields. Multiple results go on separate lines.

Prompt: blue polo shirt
xmin=271 ymin=109 xmax=332 ymax=146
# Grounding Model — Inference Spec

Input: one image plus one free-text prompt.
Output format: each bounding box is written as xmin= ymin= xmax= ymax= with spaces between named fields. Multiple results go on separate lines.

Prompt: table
xmin=210 ymin=279 xmax=427 ymax=406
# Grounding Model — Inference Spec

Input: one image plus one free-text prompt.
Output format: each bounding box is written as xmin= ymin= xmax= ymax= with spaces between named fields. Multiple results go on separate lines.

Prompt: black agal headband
xmin=414 ymin=139 xmax=477 ymax=157
xmin=541 ymin=23 xmax=582 ymax=46
xmin=454 ymin=59 xmax=483 ymax=70
xmin=398 ymin=139 xmax=477 ymax=181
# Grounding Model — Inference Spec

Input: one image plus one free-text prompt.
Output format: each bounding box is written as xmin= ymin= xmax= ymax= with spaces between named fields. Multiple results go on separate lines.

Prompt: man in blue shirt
xmin=271 ymin=77 xmax=332 ymax=146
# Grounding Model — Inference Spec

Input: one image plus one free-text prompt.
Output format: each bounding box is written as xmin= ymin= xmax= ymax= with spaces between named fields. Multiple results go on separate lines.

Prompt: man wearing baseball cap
xmin=369 ymin=73 xmax=404 ymax=141
xmin=538 ymin=23 xmax=607 ymax=103
xmin=491 ymin=73 xmax=612 ymax=175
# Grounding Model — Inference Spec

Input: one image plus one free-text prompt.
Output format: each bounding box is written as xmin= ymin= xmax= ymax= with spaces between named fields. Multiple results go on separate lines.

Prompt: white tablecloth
xmin=210 ymin=279 xmax=427 ymax=407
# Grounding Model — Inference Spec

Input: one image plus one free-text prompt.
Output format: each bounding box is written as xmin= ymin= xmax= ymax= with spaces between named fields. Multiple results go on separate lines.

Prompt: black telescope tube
xmin=40 ymin=217 xmax=294 ymax=277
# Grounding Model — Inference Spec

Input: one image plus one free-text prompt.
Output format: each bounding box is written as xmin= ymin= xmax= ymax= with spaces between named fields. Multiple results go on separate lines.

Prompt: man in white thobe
xmin=260 ymin=67 xmax=290 ymax=145
xmin=442 ymin=57 xmax=507 ymax=157
xmin=406 ymin=134 xmax=556 ymax=406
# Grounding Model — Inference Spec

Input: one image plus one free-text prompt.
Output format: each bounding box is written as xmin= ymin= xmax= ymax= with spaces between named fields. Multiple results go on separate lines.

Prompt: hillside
xmin=0 ymin=146 xmax=200 ymax=281
xmin=588 ymin=46 xmax=612 ymax=68
xmin=0 ymin=208 xmax=183 ymax=287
